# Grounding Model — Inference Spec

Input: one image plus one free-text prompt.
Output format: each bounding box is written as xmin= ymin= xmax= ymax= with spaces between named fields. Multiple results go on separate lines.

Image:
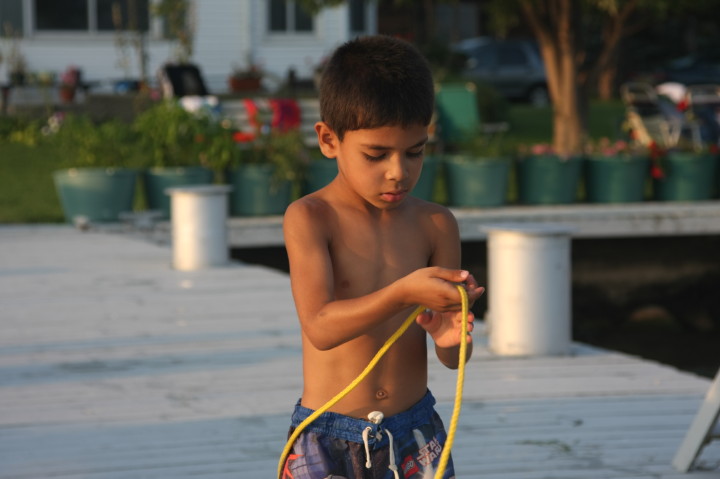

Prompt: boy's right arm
xmin=283 ymin=199 xmax=469 ymax=351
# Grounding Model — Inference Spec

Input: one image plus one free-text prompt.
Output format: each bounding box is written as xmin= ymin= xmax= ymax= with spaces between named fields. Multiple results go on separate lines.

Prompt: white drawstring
xmin=362 ymin=426 xmax=373 ymax=469
xmin=386 ymin=428 xmax=400 ymax=479
xmin=361 ymin=411 xmax=399 ymax=478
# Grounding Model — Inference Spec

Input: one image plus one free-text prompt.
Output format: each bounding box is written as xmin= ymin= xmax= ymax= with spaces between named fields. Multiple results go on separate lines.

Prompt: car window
xmin=466 ymin=44 xmax=495 ymax=69
xmin=497 ymin=44 xmax=528 ymax=67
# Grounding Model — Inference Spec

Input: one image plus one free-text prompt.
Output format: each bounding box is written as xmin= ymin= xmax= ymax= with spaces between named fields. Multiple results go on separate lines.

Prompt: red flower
xmin=650 ymin=163 xmax=665 ymax=179
xmin=233 ymin=131 xmax=255 ymax=143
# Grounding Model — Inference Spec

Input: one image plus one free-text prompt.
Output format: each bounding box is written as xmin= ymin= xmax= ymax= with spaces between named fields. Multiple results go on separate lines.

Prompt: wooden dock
xmin=1 ymin=225 xmax=718 ymax=478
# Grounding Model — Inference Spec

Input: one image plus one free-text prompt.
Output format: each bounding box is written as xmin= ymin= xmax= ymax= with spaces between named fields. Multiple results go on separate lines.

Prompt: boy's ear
xmin=315 ymin=121 xmax=339 ymax=159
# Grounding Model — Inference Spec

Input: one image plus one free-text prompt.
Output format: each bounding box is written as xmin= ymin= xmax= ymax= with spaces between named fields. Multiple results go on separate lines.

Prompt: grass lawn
xmin=0 ymin=100 xmax=627 ymax=224
xmin=0 ymin=143 xmax=66 ymax=223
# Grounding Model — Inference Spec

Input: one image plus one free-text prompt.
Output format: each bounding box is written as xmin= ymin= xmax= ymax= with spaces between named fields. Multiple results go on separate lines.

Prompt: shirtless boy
xmin=282 ymin=35 xmax=485 ymax=479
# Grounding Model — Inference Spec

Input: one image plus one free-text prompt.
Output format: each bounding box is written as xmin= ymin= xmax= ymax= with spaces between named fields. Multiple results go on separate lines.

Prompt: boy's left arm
xmin=419 ymin=206 xmax=484 ymax=369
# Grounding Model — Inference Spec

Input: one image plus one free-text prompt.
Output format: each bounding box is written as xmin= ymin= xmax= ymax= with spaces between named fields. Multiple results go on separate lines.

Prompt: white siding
xmin=0 ymin=0 xmax=377 ymax=93
xmin=192 ymin=0 xmax=247 ymax=91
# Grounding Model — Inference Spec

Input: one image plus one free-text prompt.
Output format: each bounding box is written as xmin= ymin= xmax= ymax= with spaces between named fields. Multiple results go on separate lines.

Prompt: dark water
xmin=232 ymin=236 xmax=720 ymax=379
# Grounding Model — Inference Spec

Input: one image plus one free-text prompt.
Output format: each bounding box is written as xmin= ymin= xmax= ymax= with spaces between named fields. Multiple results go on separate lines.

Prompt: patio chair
xmin=687 ymin=84 xmax=720 ymax=146
xmin=620 ymin=82 xmax=701 ymax=150
xmin=158 ymin=63 xmax=209 ymax=99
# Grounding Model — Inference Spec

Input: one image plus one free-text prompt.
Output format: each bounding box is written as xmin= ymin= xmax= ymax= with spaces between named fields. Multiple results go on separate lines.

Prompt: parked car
xmin=627 ymin=51 xmax=720 ymax=87
xmin=453 ymin=36 xmax=549 ymax=106
xmin=654 ymin=53 xmax=720 ymax=86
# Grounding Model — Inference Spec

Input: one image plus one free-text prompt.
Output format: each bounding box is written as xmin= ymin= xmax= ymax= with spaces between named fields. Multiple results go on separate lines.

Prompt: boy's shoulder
xmin=408 ymin=197 xmax=459 ymax=231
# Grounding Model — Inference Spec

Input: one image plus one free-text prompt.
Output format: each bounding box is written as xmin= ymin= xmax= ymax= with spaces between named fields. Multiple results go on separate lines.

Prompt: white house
xmin=0 ymin=0 xmax=377 ymax=93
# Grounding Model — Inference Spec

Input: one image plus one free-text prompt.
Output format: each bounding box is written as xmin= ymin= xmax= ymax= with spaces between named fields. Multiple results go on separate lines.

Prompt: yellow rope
xmin=278 ymin=285 xmax=469 ymax=479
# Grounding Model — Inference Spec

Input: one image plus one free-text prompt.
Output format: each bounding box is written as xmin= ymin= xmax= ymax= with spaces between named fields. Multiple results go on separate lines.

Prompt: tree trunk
xmin=521 ymin=0 xmax=584 ymax=157
xmin=597 ymin=64 xmax=616 ymax=100
xmin=589 ymin=0 xmax=638 ymax=102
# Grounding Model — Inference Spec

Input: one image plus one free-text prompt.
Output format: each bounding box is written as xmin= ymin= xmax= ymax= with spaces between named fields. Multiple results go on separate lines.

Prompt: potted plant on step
xmin=649 ymin=140 xmax=719 ymax=202
xmin=51 ymin=114 xmax=141 ymax=225
xmin=132 ymin=100 xmax=215 ymax=218
xmin=442 ymin=134 xmax=513 ymax=207
xmin=583 ymin=138 xmax=650 ymax=203
xmin=227 ymin=60 xmax=264 ymax=93
xmin=58 ymin=66 xmax=81 ymax=104
xmin=515 ymin=143 xmax=585 ymax=205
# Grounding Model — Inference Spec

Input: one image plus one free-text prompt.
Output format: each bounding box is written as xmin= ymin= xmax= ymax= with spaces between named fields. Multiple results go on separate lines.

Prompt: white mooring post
xmin=485 ymin=224 xmax=574 ymax=356
xmin=166 ymin=185 xmax=233 ymax=271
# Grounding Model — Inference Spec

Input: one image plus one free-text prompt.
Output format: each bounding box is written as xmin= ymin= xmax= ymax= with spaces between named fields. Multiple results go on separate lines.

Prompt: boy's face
xmin=318 ymin=123 xmax=429 ymax=210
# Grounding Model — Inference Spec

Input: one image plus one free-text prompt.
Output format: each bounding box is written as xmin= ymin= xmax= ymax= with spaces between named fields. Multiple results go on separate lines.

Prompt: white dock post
xmin=485 ymin=224 xmax=573 ymax=356
xmin=166 ymin=185 xmax=233 ymax=271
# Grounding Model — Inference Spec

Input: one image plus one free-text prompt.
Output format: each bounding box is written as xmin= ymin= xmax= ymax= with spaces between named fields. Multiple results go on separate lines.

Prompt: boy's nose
xmin=385 ymin=156 xmax=408 ymax=181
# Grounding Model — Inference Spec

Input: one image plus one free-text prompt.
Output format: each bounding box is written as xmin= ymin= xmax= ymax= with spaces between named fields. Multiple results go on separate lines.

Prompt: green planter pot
xmin=585 ymin=155 xmax=649 ymax=203
xmin=653 ymin=152 xmax=718 ymax=201
xmin=142 ymin=167 xmax=214 ymax=219
xmin=53 ymin=168 xmax=138 ymax=224
xmin=517 ymin=154 xmax=584 ymax=205
xmin=226 ymin=164 xmax=292 ymax=216
xmin=304 ymin=159 xmax=338 ymax=194
xmin=412 ymin=155 xmax=440 ymax=201
xmin=443 ymin=155 xmax=511 ymax=207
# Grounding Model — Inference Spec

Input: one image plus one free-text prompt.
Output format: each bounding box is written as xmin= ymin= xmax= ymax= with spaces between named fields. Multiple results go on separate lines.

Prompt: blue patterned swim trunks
xmin=282 ymin=390 xmax=455 ymax=479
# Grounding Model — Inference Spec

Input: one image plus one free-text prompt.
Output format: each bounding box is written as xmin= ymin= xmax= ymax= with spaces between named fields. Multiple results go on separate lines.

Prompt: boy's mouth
xmin=380 ymin=189 xmax=408 ymax=202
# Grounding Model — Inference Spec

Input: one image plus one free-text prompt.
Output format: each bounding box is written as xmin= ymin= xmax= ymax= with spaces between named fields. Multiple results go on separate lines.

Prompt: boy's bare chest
xmin=329 ymin=213 xmax=432 ymax=290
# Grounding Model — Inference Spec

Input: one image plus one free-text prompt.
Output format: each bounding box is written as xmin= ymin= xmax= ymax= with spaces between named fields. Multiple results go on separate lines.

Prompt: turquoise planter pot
xmin=585 ymin=155 xmax=649 ymax=203
xmin=143 ymin=166 xmax=214 ymax=219
xmin=517 ymin=154 xmax=584 ymax=205
xmin=53 ymin=168 xmax=138 ymax=223
xmin=226 ymin=164 xmax=292 ymax=216
xmin=304 ymin=159 xmax=338 ymax=194
xmin=412 ymin=155 xmax=440 ymax=201
xmin=653 ymin=152 xmax=717 ymax=201
xmin=443 ymin=155 xmax=511 ymax=207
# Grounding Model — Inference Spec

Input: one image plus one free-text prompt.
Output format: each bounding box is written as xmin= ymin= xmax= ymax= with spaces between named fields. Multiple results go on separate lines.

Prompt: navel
xmin=375 ymin=388 xmax=389 ymax=400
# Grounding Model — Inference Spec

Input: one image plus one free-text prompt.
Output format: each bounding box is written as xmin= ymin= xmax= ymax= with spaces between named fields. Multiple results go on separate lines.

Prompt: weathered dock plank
xmin=0 ymin=225 xmax=718 ymax=478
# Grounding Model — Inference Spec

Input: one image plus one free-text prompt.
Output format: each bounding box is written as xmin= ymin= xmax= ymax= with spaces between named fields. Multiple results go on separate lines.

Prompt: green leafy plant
xmin=50 ymin=114 xmax=139 ymax=168
xmin=0 ymin=116 xmax=44 ymax=146
xmin=132 ymin=100 xmax=213 ymax=168
xmin=195 ymin=118 xmax=244 ymax=171
xmin=221 ymin=127 xmax=308 ymax=187
xmin=253 ymin=129 xmax=309 ymax=185
xmin=215 ymin=103 xmax=310 ymax=185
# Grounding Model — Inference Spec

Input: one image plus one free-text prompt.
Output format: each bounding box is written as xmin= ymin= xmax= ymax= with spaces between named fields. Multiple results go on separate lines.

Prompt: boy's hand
xmin=416 ymin=309 xmax=475 ymax=348
xmin=402 ymin=267 xmax=485 ymax=312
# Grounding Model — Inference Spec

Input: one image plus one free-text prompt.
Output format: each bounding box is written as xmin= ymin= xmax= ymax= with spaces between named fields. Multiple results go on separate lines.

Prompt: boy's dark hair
xmin=319 ymin=35 xmax=435 ymax=140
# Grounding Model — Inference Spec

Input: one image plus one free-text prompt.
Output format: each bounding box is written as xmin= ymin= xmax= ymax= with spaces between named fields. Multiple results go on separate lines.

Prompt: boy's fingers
xmin=430 ymin=267 xmax=469 ymax=283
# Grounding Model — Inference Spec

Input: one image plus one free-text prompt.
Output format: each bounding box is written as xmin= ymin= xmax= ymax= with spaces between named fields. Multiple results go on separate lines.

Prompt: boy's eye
xmin=363 ymin=153 xmax=386 ymax=162
xmin=407 ymin=149 xmax=425 ymax=158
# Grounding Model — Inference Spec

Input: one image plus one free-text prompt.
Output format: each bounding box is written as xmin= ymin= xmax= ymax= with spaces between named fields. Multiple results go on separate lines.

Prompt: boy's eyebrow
xmin=361 ymin=137 xmax=429 ymax=150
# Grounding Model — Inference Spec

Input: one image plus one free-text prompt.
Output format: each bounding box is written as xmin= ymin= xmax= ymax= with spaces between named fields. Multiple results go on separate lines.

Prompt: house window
xmin=349 ymin=0 xmax=366 ymax=33
xmin=269 ymin=0 xmax=313 ymax=33
xmin=0 ymin=0 xmax=24 ymax=35
xmin=34 ymin=0 xmax=149 ymax=33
